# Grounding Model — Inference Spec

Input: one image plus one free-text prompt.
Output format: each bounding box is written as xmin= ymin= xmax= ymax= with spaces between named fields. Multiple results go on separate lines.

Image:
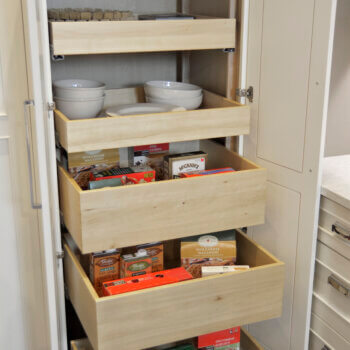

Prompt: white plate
xmin=106 ymin=103 xmax=185 ymax=116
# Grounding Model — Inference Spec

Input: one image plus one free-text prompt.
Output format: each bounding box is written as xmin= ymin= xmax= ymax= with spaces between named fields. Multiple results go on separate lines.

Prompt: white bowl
xmin=144 ymin=81 xmax=202 ymax=99
xmin=53 ymin=79 xmax=106 ymax=99
xmin=146 ymin=94 xmax=203 ymax=110
xmin=54 ymin=95 xmax=105 ymax=120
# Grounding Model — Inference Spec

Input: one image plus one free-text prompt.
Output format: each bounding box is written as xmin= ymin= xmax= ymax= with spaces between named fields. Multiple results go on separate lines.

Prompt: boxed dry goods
xmin=198 ymin=327 xmax=240 ymax=350
xmin=164 ymin=151 xmax=207 ymax=179
xmin=181 ymin=230 xmax=237 ymax=278
xmin=136 ymin=242 xmax=164 ymax=272
xmin=120 ymin=250 xmax=152 ymax=278
xmin=90 ymin=249 xmax=120 ymax=297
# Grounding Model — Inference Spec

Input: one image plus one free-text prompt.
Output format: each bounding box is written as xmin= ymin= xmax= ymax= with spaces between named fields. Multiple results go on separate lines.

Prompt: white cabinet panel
xmin=0 ymin=59 xmax=4 ymax=115
xmin=257 ymin=0 xmax=314 ymax=171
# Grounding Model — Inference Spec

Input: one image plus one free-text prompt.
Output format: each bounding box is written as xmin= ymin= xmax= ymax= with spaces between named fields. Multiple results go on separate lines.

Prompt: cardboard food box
xmin=103 ymin=267 xmax=193 ymax=296
xmin=181 ymin=230 xmax=237 ymax=278
xmin=136 ymin=242 xmax=164 ymax=272
xmin=164 ymin=151 xmax=207 ymax=179
xmin=89 ymin=249 xmax=120 ymax=297
xmin=120 ymin=251 xmax=153 ymax=278
xmin=198 ymin=327 xmax=241 ymax=350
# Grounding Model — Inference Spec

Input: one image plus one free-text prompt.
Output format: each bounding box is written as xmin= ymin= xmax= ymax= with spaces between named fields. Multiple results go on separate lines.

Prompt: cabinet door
xmin=21 ymin=0 xmax=67 ymax=349
xmin=244 ymin=1 xmax=337 ymax=349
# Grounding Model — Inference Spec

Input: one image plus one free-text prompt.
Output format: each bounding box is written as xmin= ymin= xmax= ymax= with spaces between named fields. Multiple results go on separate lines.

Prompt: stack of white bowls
xmin=144 ymin=81 xmax=203 ymax=110
xmin=53 ymin=79 xmax=106 ymax=120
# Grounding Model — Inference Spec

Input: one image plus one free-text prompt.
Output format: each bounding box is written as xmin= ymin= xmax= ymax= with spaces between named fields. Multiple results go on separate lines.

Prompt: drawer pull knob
xmin=328 ymin=275 xmax=349 ymax=297
xmin=321 ymin=346 xmax=331 ymax=350
xmin=332 ymin=223 xmax=350 ymax=240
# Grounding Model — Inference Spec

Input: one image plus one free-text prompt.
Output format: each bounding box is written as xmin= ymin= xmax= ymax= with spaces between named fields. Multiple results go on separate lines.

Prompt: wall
xmin=325 ymin=0 xmax=350 ymax=157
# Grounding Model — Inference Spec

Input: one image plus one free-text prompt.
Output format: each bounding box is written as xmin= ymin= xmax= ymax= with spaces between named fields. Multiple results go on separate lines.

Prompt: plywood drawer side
xmin=64 ymin=232 xmax=284 ymax=350
xmin=49 ymin=18 xmax=236 ymax=55
xmin=59 ymin=141 xmax=266 ymax=253
xmin=55 ymin=88 xmax=251 ymax=153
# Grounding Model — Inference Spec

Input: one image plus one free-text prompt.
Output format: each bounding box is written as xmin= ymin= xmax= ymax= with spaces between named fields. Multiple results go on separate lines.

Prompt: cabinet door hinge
xmin=236 ymin=86 xmax=254 ymax=103
xmin=56 ymin=250 xmax=64 ymax=259
xmin=48 ymin=102 xmax=56 ymax=111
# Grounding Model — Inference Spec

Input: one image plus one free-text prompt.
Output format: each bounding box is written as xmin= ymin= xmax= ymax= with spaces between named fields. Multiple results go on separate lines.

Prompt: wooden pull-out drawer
xmin=310 ymin=314 xmax=350 ymax=350
xmin=70 ymin=328 xmax=263 ymax=350
xmin=314 ymin=241 xmax=350 ymax=320
xmin=55 ymin=88 xmax=250 ymax=153
xmin=58 ymin=140 xmax=266 ymax=254
xmin=49 ymin=18 xmax=236 ymax=56
xmin=64 ymin=231 xmax=284 ymax=350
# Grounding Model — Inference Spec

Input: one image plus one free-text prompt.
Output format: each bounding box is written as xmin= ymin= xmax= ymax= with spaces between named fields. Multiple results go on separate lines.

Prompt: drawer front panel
xmin=318 ymin=227 xmax=350 ymax=261
xmin=310 ymin=314 xmax=350 ymax=350
xmin=59 ymin=140 xmax=266 ymax=253
xmin=309 ymin=331 xmax=332 ymax=350
xmin=64 ymin=232 xmax=284 ymax=350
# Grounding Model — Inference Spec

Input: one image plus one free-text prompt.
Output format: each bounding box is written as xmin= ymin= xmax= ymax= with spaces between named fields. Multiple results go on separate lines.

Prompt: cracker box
xmin=181 ymin=230 xmax=237 ymax=278
xmin=198 ymin=327 xmax=241 ymax=350
xmin=120 ymin=251 xmax=152 ymax=278
xmin=164 ymin=151 xmax=207 ymax=179
xmin=89 ymin=249 xmax=120 ymax=297
xmin=136 ymin=242 xmax=164 ymax=272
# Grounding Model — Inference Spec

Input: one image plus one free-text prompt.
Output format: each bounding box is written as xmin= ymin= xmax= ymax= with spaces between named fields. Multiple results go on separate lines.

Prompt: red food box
xmin=102 ymin=267 xmax=193 ymax=296
xmin=134 ymin=143 xmax=169 ymax=154
xmin=198 ymin=327 xmax=241 ymax=349
xmin=180 ymin=168 xmax=235 ymax=178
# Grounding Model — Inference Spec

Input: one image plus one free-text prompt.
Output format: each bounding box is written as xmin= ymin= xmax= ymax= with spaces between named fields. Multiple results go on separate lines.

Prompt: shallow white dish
xmin=146 ymin=94 xmax=203 ymax=110
xmin=53 ymin=79 xmax=106 ymax=99
xmin=55 ymin=95 xmax=105 ymax=120
xmin=144 ymin=81 xmax=202 ymax=99
xmin=106 ymin=103 xmax=185 ymax=117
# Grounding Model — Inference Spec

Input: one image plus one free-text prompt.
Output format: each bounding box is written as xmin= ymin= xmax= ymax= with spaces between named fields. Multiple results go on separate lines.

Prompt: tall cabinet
xmin=21 ymin=1 xmax=337 ymax=350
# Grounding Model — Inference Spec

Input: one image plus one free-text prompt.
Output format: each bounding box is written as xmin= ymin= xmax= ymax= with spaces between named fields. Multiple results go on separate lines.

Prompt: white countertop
xmin=322 ymin=155 xmax=350 ymax=210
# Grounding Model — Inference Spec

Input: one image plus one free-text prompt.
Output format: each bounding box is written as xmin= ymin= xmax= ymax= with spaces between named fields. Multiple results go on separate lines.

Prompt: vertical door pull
xmin=24 ymin=100 xmax=42 ymax=209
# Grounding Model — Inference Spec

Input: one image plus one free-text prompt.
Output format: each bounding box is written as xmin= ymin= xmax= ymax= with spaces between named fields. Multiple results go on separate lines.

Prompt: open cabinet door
xmin=243 ymin=1 xmax=336 ymax=349
xmin=21 ymin=0 xmax=67 ymax=349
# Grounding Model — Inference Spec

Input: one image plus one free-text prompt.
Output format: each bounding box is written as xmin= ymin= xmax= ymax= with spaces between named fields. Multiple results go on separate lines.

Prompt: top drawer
xmin=58 ymin=140 xmax=266 ymax=253
xmin=49 ymin=18 xmax=236 ymax=55
xmin=55 ymin=88 xmax=250 ymax=153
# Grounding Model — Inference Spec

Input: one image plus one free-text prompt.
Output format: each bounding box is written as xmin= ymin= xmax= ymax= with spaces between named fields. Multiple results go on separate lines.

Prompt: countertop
xmin=322 ymin=155 xmax=350 ymax=210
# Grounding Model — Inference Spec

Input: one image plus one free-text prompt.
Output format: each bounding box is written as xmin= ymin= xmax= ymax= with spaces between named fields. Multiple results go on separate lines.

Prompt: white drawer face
xmin=314 ymin=242 xmax=350 ymax=320
xmin=310 ymin=314 xmax=350 ymax=350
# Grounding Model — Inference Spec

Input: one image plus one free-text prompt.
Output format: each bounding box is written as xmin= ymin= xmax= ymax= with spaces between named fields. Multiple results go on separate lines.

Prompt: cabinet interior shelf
xmin=49 ymin=17 xmax=236 ymax=55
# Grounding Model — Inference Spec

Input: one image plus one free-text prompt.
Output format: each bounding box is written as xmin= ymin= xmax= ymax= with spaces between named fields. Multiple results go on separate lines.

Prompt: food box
xmin=89 ymin=249 xmax=120 ymax=297
xmin=103 ymin=267 xmax=193 ymax=296
xmin=164 ymin=151 xmax=207 ymax=179
xmin=181 ymin=230 xmax=237 ymax=278
xmin=136 ymin=242 xmax=164 ymax=273
xmin=198 ymin=327 xmax=241 ymax=350
xmin=120 ymin=251 xmax=152 ymax=278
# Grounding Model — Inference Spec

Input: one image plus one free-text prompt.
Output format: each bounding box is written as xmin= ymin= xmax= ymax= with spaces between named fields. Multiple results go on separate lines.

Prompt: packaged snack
xmin=90 ymin=249 xmax=120 ymax=297
xmin=198 ymin=327 xmax=240 ymax=350
xmin=88 ymin=177 xmax=123 ymax=190
xmin=136 ymin=242 xmax=164 ymax=272
xmin=134 ymin=143 xmax=169 ymax=154
xmin=103 ymin=267 xmax=193 ymax=296
xmin=180 ymin=168 xmax=235 ymax=178
xmin=120 ymin=250 xmax=152 ymax=278
xmin=164 ymin=151 xmax=207 ymax=179
xmin=181 ymin=230 xmax=237 ymax=279
xmin=201 ymin=266 xmax=249 ymax=277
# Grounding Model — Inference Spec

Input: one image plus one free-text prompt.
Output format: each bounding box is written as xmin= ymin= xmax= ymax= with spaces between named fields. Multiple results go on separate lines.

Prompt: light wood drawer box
xmin=70 ymin=329 xmax=264 ymax=350
xmin=64 ymin=231 xmax=284 ymax=350
xmin=49 ymin=18 xmax=236 ymax=56
xmin=58 ymin=140 xmax=266 ymax=254
xmin=312 ymin=294 xmax=350 ymax=344
xmin=314 ymin=241 xmax=350 ymax=320
xmin=55 ymin=87 xmax=250 ymax=153
xmin=310 ymin=314 xmax=350 ymax=350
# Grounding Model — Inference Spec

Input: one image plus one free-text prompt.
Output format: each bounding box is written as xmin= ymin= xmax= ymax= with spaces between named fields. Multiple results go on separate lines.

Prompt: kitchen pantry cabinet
xmin=20 ymin=0 xmax=337 ymax=350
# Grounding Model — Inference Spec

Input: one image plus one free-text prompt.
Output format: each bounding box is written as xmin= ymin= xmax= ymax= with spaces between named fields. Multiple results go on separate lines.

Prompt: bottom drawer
xmin=64 ymin=231 xmax=284 ymax=350
xmin=310 ymin=314 xmax=350 ymax=350
xmin=70 ymin=328 xmax=263 ymax=350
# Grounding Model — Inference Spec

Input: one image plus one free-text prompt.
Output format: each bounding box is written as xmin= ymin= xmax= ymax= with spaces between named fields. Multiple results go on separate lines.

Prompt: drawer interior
xmin=64 ymin=231 xmax=284 ymax=350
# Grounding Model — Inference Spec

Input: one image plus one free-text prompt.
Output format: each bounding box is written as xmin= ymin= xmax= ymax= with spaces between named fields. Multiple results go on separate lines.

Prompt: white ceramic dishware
xmin=53 ymin=79 xmax=106 ymax=99
xmin=146 ymin=94 xmax=203 ymax=110
xmin=106 ymin=103 xmax=185 ymax=117
xmin=54 ymin=95 xmax=105 ymax=120
xmin=144 ymin=81 xmax=202 ymax=99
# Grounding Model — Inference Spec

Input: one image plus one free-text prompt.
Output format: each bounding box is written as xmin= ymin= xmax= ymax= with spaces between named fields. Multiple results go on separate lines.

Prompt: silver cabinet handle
xmin=328 ymin=275 xmax=349 ymax=297
xmin=24 ymin=100 xmax=42 ymax=209
xmin=321 ymin=346 xmax=331 ymax=350
xmin=332 ymin=223 xmax=350 ymax=240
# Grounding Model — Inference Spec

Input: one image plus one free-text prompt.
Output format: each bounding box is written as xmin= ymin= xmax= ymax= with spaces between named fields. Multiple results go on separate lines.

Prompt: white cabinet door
xmin=244 ymin=1 xmax=337 ymax=349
